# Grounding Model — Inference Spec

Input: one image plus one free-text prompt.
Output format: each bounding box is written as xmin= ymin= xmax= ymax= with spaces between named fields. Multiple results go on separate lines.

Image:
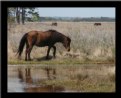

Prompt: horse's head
xmin=63 ymin=36 xmax=71 ymax=52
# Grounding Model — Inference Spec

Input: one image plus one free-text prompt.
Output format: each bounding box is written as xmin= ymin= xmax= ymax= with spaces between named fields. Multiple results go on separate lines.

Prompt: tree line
xmin=8 ymin=7 xmax=40 ymax=24
xmin=40 ymin=17 xmax=115 ymax=22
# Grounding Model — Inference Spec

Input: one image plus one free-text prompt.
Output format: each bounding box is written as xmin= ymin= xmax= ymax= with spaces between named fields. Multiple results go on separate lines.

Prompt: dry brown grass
xmin=8 ymin=22 xmax=115 ymax=62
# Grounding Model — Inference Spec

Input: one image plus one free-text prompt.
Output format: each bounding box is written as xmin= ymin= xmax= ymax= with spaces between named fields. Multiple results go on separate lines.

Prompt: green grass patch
xmin=8 ymin=58 xmax=115 ymax=65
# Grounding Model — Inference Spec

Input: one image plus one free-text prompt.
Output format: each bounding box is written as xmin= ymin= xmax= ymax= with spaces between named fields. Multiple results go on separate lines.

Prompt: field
xmin=8 ymin=22 xmax=115 ymax=92
xmin=8 ymin=22 xmax=115 ymax=63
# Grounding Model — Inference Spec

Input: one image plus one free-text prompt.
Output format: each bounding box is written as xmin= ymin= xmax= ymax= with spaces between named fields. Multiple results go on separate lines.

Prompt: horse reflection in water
xmin=17 ymin=67 xmax=65 ymax=92
xmin=17 ymin=67 xmax=57 ymax=83
xmin=18 ymin=68 xmax=32 ymax=84
xmin=18 ymin=68 xmax=24 ymax=82
xmin=25 ymin=68 xmax=32 ymax=83
xmin=43 ymin=67 xmax=57 ymax=79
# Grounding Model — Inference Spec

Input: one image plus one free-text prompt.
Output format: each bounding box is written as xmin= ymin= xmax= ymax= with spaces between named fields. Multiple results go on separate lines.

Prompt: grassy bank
xmin=8 ymin=58 xmax=115 ymax=65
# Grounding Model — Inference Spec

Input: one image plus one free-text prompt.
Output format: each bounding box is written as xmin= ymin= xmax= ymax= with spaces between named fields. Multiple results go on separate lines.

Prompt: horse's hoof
xmin=28 ymin=59 xmax=32 ymax=61
xmin=46 ymin=57 xmax=49 ymax=60
xmin=53 ymin=56 xmax=56 ymax=59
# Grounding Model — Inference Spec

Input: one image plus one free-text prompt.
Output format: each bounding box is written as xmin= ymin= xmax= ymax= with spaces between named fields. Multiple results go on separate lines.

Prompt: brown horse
xmin=94 ymin=23 xmax=101 ymax=26
xmin=17 ymin=30 xmax=71 ymax=61
xmin=52 ymin=22 xmax=57 ymax=26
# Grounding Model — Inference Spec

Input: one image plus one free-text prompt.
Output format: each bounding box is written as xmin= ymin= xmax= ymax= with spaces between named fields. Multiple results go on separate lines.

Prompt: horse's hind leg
xmin=25 ymin=45 xmax=29 ymax=61
xmin=28 ymin=46 xmax=33 ymax=61
xmin=52 ymin=46 xmax=56 ymax=58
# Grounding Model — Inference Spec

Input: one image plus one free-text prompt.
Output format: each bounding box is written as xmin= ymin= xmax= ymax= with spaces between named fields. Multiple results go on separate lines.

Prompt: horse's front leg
xmin=52 ymin=46 xmax=56 ymax=58
xmin=25 ymin=49 xmax=28 ymax=61
xmin=46 ymin=46 xmax=51 ymax=60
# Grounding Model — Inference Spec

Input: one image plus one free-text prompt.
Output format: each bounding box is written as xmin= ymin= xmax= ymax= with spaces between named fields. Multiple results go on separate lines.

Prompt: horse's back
xmin=27 ymin=31 xmax=38 ymax=36
xmin=27 ymin=30 xmax=53 ymax=46
xmin=27 ymin=30 xmax=52 ymax=38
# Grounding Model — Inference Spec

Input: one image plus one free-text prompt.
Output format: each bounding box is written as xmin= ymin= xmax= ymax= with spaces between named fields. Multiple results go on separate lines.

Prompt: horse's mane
xmin=47 ymin=29 xmax=57 ymax=33
xmin=47 ymin=29 xmax=66 ymax=41
xmin=47 ymin=30 xmax=70 ymax=40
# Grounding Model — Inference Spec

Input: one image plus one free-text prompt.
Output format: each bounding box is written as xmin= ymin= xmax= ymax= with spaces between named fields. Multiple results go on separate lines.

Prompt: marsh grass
xmin=8 ymin=22 xmax=115 ymax=63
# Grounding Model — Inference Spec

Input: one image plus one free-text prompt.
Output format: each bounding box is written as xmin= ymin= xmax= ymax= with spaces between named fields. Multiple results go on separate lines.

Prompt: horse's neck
xmin=56 ymin=33 xmax=65 ymax=43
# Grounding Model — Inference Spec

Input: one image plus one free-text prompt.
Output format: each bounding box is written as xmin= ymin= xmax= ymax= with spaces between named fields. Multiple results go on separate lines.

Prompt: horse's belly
xmin=35 ymin=42 xmax=48 ymax=47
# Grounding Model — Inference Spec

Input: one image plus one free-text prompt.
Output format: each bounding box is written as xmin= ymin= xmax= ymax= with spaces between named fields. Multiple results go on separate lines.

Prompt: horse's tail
xmin=17 ymin=33 xmax=28 ymax=58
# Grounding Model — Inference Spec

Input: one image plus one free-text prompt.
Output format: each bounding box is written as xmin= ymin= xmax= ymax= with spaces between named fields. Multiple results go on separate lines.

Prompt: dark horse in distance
xmin=52 ymin=22 xmax=57 ymax=26
xmin=94 ymin=23 xmax=101 ymax=26
xmin=17 ymin=30 xmax=71 ymax=61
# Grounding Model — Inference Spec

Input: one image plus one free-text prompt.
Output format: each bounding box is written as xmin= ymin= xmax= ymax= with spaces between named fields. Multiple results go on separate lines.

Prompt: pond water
xmin=8 ymin=64 xmax=115 ymax=92
xmin=8 ymin=65 xmax=66 ymax=92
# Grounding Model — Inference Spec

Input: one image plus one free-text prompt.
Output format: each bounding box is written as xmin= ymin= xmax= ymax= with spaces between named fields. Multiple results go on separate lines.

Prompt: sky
xmin=37 ymin=8 xmax=115 ymax=18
